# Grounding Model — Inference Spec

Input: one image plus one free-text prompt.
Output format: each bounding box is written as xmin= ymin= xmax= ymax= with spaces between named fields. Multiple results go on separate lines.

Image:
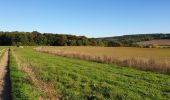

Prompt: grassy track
xmin=9 ymin=49 xmax=42 ymax=100
xmin=13 ymin=47 xmax=170 ymax=100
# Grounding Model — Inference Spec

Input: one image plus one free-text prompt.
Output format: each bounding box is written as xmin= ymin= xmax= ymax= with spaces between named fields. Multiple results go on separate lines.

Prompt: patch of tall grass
xmin=0 ymin=48 xmax=7 ymax=58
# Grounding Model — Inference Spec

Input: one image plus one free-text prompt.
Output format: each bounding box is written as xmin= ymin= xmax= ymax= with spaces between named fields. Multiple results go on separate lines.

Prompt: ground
xmin=0 ymin=46 xmax=170 ymax=100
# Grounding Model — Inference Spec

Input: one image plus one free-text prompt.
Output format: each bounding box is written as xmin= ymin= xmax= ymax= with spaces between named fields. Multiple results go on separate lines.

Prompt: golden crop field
xmin=37 ymin=46 xmax=170 ymax=61
xmin=35 ymin=46 xmax=170 ymax=74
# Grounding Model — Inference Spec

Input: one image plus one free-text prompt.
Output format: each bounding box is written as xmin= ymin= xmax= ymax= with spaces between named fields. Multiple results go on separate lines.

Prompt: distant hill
xmin=137 ymin=40 xmax=170 ymax=46
xmin=96 ymin=33 xmax=170 ymax=47
xmin=97 ymin=33 xmax=170 ymax=42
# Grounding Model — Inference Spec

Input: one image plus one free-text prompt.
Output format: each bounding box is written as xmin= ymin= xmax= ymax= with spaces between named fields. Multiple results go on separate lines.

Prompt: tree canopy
xmin=0 ymin=31 xmax=104 ymax=46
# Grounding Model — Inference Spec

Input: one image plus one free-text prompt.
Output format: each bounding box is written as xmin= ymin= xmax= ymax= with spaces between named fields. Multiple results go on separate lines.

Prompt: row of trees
xmin=1 ymin=31 xmax=168 ymax=47
xmin=0 ymin=31 xmax=105 ymax=46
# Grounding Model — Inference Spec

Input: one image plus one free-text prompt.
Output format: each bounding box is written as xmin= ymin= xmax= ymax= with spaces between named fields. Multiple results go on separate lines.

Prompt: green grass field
xmin=11 ymin=47 xmax=170 ymax=100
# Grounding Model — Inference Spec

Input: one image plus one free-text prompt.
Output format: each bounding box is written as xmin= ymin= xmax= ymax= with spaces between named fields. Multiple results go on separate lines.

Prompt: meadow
xmin=9 ymin=46 xmax=170 ymax=100
xmin=35 ymin=46 xmax=170 ymax=74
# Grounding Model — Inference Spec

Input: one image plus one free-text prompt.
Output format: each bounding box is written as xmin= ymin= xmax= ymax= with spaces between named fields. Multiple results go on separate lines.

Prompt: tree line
xmin=1 ymin=31 xmax=169 ymax=47
xmin=0 ymin=31 xmax=105 ymax=46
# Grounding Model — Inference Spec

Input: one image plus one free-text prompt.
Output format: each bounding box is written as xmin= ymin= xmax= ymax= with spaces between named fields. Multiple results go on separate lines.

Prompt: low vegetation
xmin=0 ymin=47 xmax=7 ymax=59
xmin=13 ymin=47 xmax=170 ymax=99
xmin=9 ymin=49 xmax=41 ymax=100
xmin=35 ymin=46 xmax=170 ymax=74
xmin=0 ymin=48 xmax=4 ymax=58
xmin=0 ymin=46 xmax=169 ymax=99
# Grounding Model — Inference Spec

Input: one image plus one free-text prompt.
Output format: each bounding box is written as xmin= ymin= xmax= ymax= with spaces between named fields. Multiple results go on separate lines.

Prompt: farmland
xmin=137 ymin=39 xmax=170 ymax=46
xmin=36 ymin=46 xmax=170 ymax=60
xmin=0 ymin=46 xmax=169 ymax=99
xmin=35 ymin=46 xmax=170 ymax=73
xmin=4 ymin=46 xmax=169 ymax=99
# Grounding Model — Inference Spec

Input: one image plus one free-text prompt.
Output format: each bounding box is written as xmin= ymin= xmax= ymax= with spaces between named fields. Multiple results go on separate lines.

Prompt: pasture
xmin=9 ymin=46 xmax=170 ymax=99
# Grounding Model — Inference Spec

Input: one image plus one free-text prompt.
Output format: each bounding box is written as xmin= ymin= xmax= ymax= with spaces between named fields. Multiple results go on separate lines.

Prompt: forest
xmin=0 ymin=31 xmax=104 ymax=46
xmin=0 ymin=31 xmax=170 ymax=47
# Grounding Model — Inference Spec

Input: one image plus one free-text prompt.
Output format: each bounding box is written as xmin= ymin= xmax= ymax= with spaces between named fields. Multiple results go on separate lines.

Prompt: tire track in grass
xmin=0 ymin=50 xmax=11 ymax=100
xmin=12 ymin=49 xmax=59 ymax=100
xmin=22 ymin=66 xmax=59 ymax=100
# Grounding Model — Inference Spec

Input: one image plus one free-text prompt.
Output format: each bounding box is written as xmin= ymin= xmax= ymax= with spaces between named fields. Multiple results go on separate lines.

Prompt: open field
xmin=35 ymin=46 xmax=170 ymax=73
xmin=138 ymin=39 xmax=170 ymax=46
xmin=35 ymin=46 xmax=170 ymax=60
xmin=9 ymin=47 xmax=170 ymax=99
xmin=0 ymin=46 xmax=169 ymax=99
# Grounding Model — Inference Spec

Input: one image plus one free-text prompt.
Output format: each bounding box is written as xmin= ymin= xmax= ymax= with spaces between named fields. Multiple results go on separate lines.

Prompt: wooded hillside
xmin=97 ymin=33 xmax=170 ymax=47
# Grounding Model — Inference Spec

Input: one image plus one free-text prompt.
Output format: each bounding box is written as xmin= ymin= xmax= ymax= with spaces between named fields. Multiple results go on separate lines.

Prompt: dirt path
xmin=0 ymin=51 xmax=11 ymax=100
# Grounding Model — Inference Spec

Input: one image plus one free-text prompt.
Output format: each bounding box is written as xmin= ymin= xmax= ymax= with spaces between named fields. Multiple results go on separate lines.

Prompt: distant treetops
xmin=0 ymin=31 xmax=105 ymax=46
xmin=0 ymin=31 xmax=169 ymax=47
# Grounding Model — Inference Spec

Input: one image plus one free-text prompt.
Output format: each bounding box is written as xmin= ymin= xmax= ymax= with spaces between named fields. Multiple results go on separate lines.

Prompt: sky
xmin=0 ymin=0 xmax=170 ymax=38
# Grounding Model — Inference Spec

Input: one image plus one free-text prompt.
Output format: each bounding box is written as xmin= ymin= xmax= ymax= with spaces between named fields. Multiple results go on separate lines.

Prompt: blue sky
xmin=0 ymin=0 xmax=170 ymax=37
